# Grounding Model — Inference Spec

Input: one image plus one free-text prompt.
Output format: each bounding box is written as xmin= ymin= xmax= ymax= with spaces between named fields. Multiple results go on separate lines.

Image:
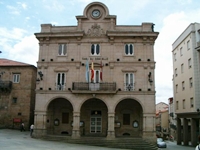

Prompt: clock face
xmin=92 ymin=10 xmax=100 ymax=18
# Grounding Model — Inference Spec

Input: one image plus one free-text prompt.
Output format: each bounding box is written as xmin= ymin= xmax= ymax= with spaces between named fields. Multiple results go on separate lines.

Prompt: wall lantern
xmin=38 ymin=71 xmax=43 ymax=80
xmin=148 ymin=72 xmax=153 ymax=85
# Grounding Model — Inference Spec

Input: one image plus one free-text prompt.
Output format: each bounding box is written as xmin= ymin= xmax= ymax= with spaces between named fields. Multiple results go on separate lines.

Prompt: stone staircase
xmin=40 ymin=135 xmax=158 ymax=150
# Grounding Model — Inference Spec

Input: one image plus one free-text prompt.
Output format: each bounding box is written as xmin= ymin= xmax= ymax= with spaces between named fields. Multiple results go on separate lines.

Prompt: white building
xmin=172 ymin=23 xmax=200 ymax=146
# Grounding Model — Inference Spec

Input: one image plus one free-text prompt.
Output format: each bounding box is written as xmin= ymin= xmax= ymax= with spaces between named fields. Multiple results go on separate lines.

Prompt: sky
xmin=0 ymin=0 xmax=200 ymax=104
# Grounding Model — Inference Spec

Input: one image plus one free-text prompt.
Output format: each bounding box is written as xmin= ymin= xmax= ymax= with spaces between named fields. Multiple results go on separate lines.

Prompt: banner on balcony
xmin=91 ymin=61 xmax=94 ymax=81
xmin=100 ymin=61 xmax=103 ymax=81
xmin=85 ymin=59 xmax=89 ymax=82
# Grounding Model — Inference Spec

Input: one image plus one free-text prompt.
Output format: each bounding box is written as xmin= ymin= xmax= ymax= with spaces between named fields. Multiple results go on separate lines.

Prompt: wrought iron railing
xmin=124 ymin=83 xmax=135 ymax=91
xmin=55 ymin=83 xmax=66 ymax=91
xmin=72 ymin=82 xmax=116 ymax=91
xmin=0 ymin=81 xmax=12 ymax=92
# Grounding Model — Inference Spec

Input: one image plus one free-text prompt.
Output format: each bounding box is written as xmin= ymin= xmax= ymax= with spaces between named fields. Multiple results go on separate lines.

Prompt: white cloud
xmin=0 ymin=27 xmax=38 ymax=66
xmin=6 ymin=5 xmax=20 ymax=15
xmin=0 ymin=27 xmax=27 ymax=42
xmin=43 ymin=0 xmax=65 ymax=11
xmin=8 ymin=35 xmax=38 ymax=66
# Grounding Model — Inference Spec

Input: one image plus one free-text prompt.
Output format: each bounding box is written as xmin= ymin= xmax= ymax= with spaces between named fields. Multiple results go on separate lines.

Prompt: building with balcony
xmin=155 ymin=102 xmax=169 ymax=139
xmin=0 ymin=58 xmax=36 ymax=129
xmin=34 ymin=2 xmax=159 ymax=142
xmin=172 ymin=22 xmax=200 ymax=146
xmin=168 ymin=97 xmax=177 ymax=140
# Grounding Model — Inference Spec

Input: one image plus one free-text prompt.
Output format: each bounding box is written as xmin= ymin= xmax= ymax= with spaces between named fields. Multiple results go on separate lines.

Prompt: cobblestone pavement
xmin=0 ymin=129 xmax=127 ymax=150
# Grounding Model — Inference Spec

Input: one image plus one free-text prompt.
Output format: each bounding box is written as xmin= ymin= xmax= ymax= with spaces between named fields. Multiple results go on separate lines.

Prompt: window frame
xmin=124 ymin=44 xmax=134 ymax=56
xmin=91 ymin=44 xmax=100 ymax=56
xmin=13 ymin=74 xmax=20 ymax=83
xmin=58 ymin=44 xmax=67 ymax=56
xmin=56 ymin=72 xmax=66 ymax=90
xmin=124 ymin=73 xmax=134 ymax=91
xmin=188 ymin=58 xmax=191 ymax=68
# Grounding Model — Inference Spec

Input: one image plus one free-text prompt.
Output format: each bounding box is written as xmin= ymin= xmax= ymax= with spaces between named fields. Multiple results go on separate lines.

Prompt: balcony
xmin=71 ymin=82 xmax=117 ymax=94
xmin=0 ymin=81 xmax=12 ymax=93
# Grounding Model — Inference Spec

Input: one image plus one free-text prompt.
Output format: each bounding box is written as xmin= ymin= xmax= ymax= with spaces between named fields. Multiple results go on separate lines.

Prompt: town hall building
xmin=34 ymin=2 xmax=159 ymax=142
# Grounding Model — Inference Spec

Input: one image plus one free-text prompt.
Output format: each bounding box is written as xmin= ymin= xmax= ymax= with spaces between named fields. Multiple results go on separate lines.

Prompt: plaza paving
xmin=0 ymin=129 xmax=126 ymax=150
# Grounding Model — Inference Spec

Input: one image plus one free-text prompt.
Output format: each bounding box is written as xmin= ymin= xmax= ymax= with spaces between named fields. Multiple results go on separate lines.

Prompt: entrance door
xmin=90 ymin=116 xmax=102 ymax=133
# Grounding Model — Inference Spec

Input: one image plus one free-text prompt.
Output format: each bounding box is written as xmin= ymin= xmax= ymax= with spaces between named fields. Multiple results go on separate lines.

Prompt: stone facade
xmin=34 ymin=2 xmax=159 ymax=141
xmin=0 ymin=59 xmax=37 ymax=130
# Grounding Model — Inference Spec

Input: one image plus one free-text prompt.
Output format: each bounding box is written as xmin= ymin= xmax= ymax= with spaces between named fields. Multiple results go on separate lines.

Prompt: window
xmin=182 ymin=81 xmax=185 ymax=90
xmin=123 ymin=114 xmax=130 ymax=125
xmin=124 ymin=73 xmax=134 ymax=91
xmin=12 ymin=97 xmax=17 ymax=104
xmin=58 ymin=44 xmax=66 ymax=55
xmin=180 ymin=47 xmax=183 ymax=56
xmin=13 ymin=74 xmax=20 ymax=83
xmin=175 ymin=68 xmax=177 ymax=77
xmin=62 ymin=113 xmax=69 ymax=124
xmin=91 ymin=44 xmax=100 ymax=56
xmin=189 ymin=78 xmax=193 ymax=88
xmin=174 ymin=53 xmax=176 ymax=61
xmin=176 ymin=101 xmax=179 ymax=110
xmin=56 ymin=73 xmax=66 ymax=90
xmin=187 ymin=40 xmax=190 ymax=50
xmin=125 ymin=44 xmax=134 ymax=55
xmin=188 ymin=58 xmax=191 ymax=68
xmin=183 ymin=99 xmax=185 ymax=109
xmin=190 ymin=97 xmax=194 ymax=108
xmin=176 ymin=84 xmax=178 ymax=93
xmin=181 ymin=64 xmax=184 ymax=73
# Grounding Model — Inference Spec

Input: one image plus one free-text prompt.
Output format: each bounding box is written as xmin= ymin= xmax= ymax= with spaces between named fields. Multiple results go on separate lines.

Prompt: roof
xmin=0 ymin=58 xmax=34 ymax=67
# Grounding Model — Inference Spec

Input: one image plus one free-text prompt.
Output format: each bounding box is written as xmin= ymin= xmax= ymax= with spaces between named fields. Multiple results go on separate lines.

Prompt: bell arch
xmin=114 ymin=98 xmax=143 ymax=137
xmin=80 ymin=98 xmax=108 ymax=137
xmin=46 ymin=97 xmax=73 ymax=135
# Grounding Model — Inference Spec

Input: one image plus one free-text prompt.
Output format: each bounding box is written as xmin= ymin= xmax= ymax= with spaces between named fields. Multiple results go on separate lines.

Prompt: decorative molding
xmin=54 ymin=68 xmax=69 ymax=72
xmin=87 ymin=23 xmax=104 ymax=37
xmin=121 ymin=68 xmax=137 ymax=72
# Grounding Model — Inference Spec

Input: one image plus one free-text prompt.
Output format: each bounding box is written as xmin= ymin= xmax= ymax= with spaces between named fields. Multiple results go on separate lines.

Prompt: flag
xmin=100 ymin=61 xmax=103 ymax=81
xmin=91 ymin=61 xmax=94 ymax=82
xmin=85 ymin=59 xmax=89 ymax=82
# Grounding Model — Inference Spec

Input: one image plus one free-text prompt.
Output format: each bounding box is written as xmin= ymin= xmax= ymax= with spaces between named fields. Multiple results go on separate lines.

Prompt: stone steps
xmin=40 ymin=136 xmax=158 ymax=150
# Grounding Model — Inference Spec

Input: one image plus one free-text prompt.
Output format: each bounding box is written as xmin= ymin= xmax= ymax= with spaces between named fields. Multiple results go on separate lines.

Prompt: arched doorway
xmin=46 ymin=98 xmax=73 ymax=135
xmin=80 ymin=98 xmax=108 ymax=137
xmin=115 ymin=99 xmax=143 ymax=137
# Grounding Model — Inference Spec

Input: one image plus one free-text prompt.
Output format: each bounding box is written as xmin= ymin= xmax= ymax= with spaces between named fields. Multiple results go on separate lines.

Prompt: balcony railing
xmin=72 ymin=82 xmax=116 ymax=91
xmin=55 ymin=83 xmax=66 ymax=91
xmin=0 ymin=81 xmax=12 ymax=92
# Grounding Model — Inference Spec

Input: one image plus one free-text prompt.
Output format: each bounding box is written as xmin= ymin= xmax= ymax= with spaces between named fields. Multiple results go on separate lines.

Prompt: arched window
xmin=91 ymin=44 xmax=100 ymax=56
xmin=58 ymin=44 xmax=67 ymax=55
xmin=56 ymin=73 xmax=66 ymax=90
xmin=124 ymin=73 xmax=134 ymax=91
xmin=124 ymin=44 xmax=134 ymax=55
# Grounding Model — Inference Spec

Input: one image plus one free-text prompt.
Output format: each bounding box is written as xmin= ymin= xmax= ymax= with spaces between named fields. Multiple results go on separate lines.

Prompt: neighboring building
xmin=172 ymin=23 xmax=200 ymax=146
xmin=34 ymin=2 xmax=159 ymax=142
xmin=155 ymin=102 xmax=169 ymax=139
xmin=168 ymin=97 xmax=176 ymax=140
xmin=0 ymin=58 xmax=37 ymax=129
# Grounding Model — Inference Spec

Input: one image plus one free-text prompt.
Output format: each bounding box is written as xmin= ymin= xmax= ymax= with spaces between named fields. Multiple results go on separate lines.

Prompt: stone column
xmin=72 ymin=111 xmax=80 ymax=139
xmin=183 ymin=118 xmax=189 ymax=146
xmin=191 ymin=118 xmax=197 ymax=146
xmin=107 ymin=112 xmax=115 ymax=139
xmin=177 ymin=118 xmax=181 ymax=145
xmin=34 ymin=111 xmax=47 ymax=137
